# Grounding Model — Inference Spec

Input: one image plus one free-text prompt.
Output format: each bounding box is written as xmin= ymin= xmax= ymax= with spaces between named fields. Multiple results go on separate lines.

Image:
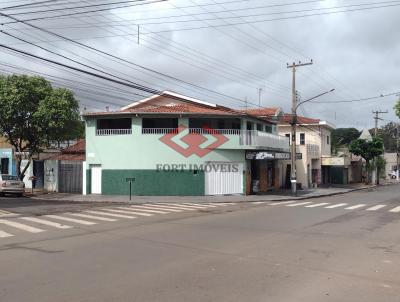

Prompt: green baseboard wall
xmin=93 ymin=169 xmax=205 ymax=196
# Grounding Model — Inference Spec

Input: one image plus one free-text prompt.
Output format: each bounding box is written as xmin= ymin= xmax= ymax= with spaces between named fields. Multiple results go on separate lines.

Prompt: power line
xmin=311 ymin=91 xmax=400 ymax=104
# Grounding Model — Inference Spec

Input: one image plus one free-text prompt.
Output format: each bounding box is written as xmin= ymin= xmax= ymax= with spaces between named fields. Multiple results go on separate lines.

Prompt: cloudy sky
xmin=0 ymin=0 xmax=399 ymax=129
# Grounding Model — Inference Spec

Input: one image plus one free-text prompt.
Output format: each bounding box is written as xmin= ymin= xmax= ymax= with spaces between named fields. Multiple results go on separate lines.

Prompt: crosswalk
xmin=270 ymin=201 xmax=400 ymax=213
xmin=0 ymin=203 xmax=234 ymax=240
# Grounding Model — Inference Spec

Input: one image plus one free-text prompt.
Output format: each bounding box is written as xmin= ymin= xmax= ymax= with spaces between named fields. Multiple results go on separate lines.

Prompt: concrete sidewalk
xmin=31 ymin=182 xmax=397 ymax=204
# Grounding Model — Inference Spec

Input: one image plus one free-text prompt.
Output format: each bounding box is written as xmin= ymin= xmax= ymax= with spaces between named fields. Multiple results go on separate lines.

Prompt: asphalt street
xmin=0 ymin=185 xmax=399 ymax=302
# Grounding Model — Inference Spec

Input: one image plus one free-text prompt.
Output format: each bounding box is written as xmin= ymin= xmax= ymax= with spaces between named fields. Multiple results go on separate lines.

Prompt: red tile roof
xmin=280 ymin=114 xmax=320 ymax=125
xmin=242 ymin=107 xmax=280 ymax=117
xmin=121 ymin=103 xmax=242 ymax=115
xmin=47 ymin=139 xmax=85 ymax=161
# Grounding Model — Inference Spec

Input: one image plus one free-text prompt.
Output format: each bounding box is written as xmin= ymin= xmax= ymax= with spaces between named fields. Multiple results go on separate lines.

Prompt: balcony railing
xmin=306 ymin=144 xmax=321 ymax=158
xmin=240 ymin=130 xmax=289 ymax=151
xmin=96 ymin=129 xmax=132 ymax=136
xmin=189 ymin=128 xmax=241 ymax=135
xmin=142 ymin=128 xmax=178 ymax=134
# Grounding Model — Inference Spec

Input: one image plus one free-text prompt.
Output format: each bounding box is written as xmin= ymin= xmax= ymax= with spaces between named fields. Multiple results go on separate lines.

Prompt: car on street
xmin=0 ymin=174 xmax=25 ymax=196
xmin=388 ymin=171 xmax=399 ymax=179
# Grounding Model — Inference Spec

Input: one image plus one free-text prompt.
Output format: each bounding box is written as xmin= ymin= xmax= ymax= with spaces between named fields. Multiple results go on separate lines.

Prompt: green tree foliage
xmin=0 ymin=75 xmax=82 ymax=179
xmin=331 ymin=128 xmax=361 ymax=153
xmin=349 ymin=137 xmax=384 ymax=183
xmin=376 ymin=122 xmax=399 ymax=152
xmin=395 ymin=98 xmax=400 ymax=119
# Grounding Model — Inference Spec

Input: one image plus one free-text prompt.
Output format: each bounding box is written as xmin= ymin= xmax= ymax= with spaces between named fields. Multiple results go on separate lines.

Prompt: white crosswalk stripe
xmin=366 ymin=205 xmax=387 ymax=211
xmin=0 ymin=219 xmax=45 ymax=233
xmin=270 ymin=201 xmax=296 ymax=206
xmin=389 ymin=206 xmax=400 ymax=213
xmin=305 ymin=203 xmax=330 ymax=208
xmin=345 ymin=204 xmax=366 ymax=210
xmin=99 ymin=208 xmax=145 ymax=217
xmin=182 ymin=203 xmax=218 ymax=208
xmin=45 ymin=215 xmax=97 ymax=225
xmin=69 ymin=213 xmax=117 ymax=222
xmin=86 ymin=210 xmax=136 ymax=219
xmin=165 ymin=203 xmax=209 ymax=209
xmin=325 ymin=203 xmax=348 ymax=209
xmin=0 ymin=230 xmax=13 ymax=238
xmin=141 ymin=205 xmax=183 ymax=212
xmin=129 ymin=206 xmax=169 ymax=214
xmin=287 ymin=202 xmax=313 ymax=207
xmin=154 ymin=204 xmax=197 ymax=211
xmin=20 ymin=217 xmax=72 ymax=229
xmin=114 ymin=207 xmax=154 ymax=216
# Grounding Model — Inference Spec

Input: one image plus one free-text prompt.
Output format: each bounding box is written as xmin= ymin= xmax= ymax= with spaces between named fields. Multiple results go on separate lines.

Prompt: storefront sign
xmin=246 ymin=151 xmax=291 ymax=160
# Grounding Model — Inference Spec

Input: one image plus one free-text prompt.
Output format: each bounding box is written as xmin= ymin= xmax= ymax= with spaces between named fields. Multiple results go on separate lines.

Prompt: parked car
xmin=388 ymin=171 xmax=399 ymax=179
xmin=0 ymin=174 xmax=25 ymax=196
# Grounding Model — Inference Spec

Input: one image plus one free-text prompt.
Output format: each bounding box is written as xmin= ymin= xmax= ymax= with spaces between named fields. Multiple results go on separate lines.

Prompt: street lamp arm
xmin=296 ymin=88 xmax=335 ymax=110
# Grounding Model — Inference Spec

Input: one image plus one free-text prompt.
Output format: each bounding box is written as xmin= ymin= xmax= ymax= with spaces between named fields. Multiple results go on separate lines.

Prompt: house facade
xmin=83 ymin=92 xmax=290 ymax=196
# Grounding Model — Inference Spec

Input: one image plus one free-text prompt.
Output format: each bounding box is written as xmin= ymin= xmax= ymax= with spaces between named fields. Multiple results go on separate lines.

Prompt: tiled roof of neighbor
xmin=242 ymin=107 xmax=281 ymax=117
xmin=121 ymin=103 xmax=242 ymax=115
xmin=47 ymin=139 xmax=85 ymax=161
xmin=280 ymin=114 xmax=321 ymax=125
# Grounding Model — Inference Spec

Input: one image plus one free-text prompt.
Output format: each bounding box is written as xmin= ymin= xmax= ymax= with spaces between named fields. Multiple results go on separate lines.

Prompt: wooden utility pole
xmin=373 ymin=110 xmax=388 ymax=136
xmin=287 ymin=60 xmax=313 ymax=196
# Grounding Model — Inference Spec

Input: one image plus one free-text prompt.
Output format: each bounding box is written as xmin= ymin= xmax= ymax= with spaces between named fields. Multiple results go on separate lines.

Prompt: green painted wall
xmin=101 ymin=169 xmax=204 ymax=196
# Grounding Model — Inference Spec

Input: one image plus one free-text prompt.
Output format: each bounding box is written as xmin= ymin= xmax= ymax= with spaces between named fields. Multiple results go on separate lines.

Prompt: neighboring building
xmin=384 ymin=152 xmax=399 ymax=178
xmin=44 ymin=139 xmax=85 ymax=193
xmin=82 ymin=91 xmax=290 ymax=196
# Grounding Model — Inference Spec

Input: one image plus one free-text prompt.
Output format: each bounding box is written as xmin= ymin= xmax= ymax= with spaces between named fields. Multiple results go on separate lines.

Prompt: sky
xmin=0 ymin=0 xmax=399 ymax=129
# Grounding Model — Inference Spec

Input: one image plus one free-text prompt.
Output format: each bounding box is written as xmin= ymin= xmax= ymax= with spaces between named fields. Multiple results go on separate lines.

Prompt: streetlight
xmin=290 ymin=88 xmax=335 ymax=196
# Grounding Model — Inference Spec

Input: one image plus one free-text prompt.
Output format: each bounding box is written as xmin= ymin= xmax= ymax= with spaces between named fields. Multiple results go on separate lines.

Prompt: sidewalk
xmin=32 ymin=182 xmax=397 ymax=204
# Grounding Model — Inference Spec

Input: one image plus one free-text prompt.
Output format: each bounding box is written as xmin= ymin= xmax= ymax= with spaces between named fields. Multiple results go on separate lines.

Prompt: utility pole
xmin=258 ymin=88 xmax=263 ymax=107
xmin=287 ymin=60 xmax=313 ymax=196
xmin=373 ymin=110 xmax=388 ymax=136
xmin=372 ymin=110 xmax=388 ymax=185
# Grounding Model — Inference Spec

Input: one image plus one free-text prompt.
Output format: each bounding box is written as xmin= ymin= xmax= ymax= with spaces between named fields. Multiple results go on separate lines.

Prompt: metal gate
xmin=205 ymin=162 xmax=243 ymax=195
xmin=58 ymin=161 xmax=83 ymax=193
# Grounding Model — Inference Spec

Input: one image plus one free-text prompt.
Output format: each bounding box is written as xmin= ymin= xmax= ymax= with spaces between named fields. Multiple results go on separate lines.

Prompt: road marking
xmin=20 ymin=217 xmax=72 ymax=229
xmin=86 ymin=210 xmax=136 ymax=219
xmin=153 ymin=204 xmax=197 ymax=211
xmin=305 ymin=203 xmax=330 ymax=208
xmin=366 ymin=205 xmax=387 ymax=211
xmin=270 ymin=201 xmax=296 ymax=206
xmin=69 ymin=213 xmax=117 ymax=222
xmin=389 ymin=206 xmax=400 ymax=213
xmin=0 ymin=230 xmax=13 ymax=238
xmin=114 ymin=207 xmax=154 ymax=216
xmin=45 ymin=215 xmax=97 ymax=225
xmin=182 ymin=203 xmax=218 ymax=208
xmin=165 ymin=203 xmax=208 ymax=209
xmin=345 ymin=204 xmax=366 ymax=210
xmin=140 ymin=205 xmax=183 ymax=212
xmin=98 ymin=208 xmax=146 ymax=217
xmin=0 ymin=219 xmax=45 ymax=233
xmin=129 ymin=206 xmax=169 ymax=214
xmin=325 ymin=203 xmax=348 ymax=209
xmin=287 ymin=202 xmax=313 ymax=207
xmin=252 ymin=202 xmax=267 ymax=205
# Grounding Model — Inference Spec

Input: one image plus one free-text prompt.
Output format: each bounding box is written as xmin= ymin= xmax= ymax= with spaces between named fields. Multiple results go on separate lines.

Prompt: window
xmin=327 ymin=135 xmax=330 ymax=145
xmin=265 ymin=124 xmax=273 ymax=133
xmin=300 ymin=133 xmax=305 ymax=145
xmin=285 ymin=133 xmax=290 ymax=145
xmin=97 ymin=118 xmax=131 ymax=130
xmin=142 ymin=118 xmax=178 ymax=129
xmin=96 ymin=118 xmax=132 ymax=135
xmin=257 ymin=123 xmax=263 ymax=131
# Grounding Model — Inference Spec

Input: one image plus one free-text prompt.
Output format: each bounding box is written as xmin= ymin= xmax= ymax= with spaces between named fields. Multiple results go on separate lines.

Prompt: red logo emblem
xmin=159 ymin=125 xmax=228 ymax=158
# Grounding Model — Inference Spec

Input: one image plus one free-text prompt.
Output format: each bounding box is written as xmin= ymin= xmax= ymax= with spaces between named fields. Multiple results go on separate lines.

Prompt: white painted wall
xmin=44 ymin=160 xmax=58 ymax=192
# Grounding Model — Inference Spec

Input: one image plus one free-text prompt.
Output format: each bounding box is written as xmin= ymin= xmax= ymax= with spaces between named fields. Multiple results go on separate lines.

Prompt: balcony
xmin=140 ymin=128 xmax=289 ymax=152
xmin=306 ymin=144 xmax=320 ymax=158
xmin=96 ymin=129 xmax=132 ymax=136
xmin=239 ymin=130 xmax=289 ymax=152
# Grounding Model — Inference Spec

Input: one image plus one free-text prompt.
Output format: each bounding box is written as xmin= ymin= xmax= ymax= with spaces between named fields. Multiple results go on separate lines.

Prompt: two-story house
xmin=82 ymin=91 xmax=290 ymax=196
xmin=245 ymin=108 xmax=336 ymax=189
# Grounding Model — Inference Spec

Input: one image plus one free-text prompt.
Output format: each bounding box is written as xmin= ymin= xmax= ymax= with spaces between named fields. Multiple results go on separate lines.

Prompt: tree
xmin=331 ymin=128 xmax=361 ymax=153
xmin=349 ymin=137 xmax=384 ymax=183
xmin=376 ymin=122 xmax=399 ymax=152
xmin=395 ymin=98 xmax=400 ymax=119
xmin=0 ymin=74 xmax=82 ymax=180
